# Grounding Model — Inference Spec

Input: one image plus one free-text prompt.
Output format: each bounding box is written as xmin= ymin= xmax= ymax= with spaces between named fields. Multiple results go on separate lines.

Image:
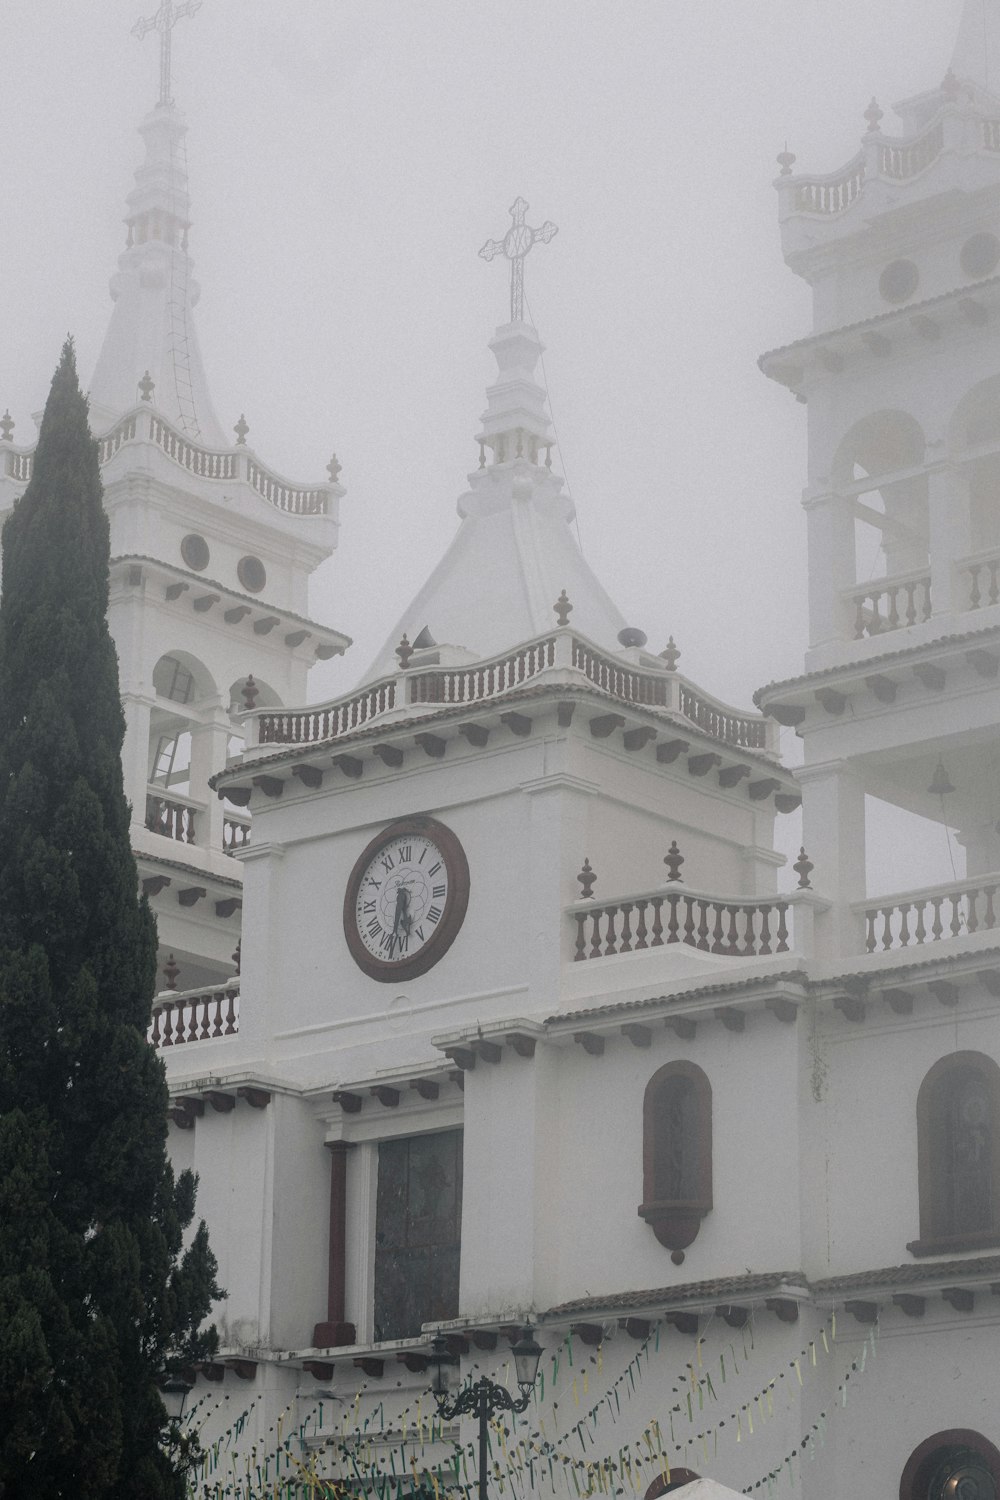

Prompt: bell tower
xmin=759 ymin=1 xmax=1000 ymax=952
xmin=0 ymin=17 xmax=351 ymax=992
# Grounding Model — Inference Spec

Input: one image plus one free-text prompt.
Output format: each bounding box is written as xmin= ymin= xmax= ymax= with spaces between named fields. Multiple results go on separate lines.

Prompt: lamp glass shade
xmin=160 ymin=1374 xmax=193 ymax=1421
xmin=511 ymin=1330 xmax=542 ymax=1390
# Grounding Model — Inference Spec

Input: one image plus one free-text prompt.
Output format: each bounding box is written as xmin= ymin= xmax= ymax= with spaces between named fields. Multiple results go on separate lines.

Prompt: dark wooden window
xmin=374 ymin=1129 xmax=463 ymax=1343
xmin=910 ymin=1052 xmax=1000 ymax=1256
xmin=900 ymin=1428 xmax=1000 ymax=1499
xmin=639 ymin=1062 xmax=712 ymax=1253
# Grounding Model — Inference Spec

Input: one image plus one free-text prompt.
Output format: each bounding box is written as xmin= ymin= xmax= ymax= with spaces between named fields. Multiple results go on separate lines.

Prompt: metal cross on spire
xmin=479 ymin=197 xmax=558 ymax=324
xmin=132 ymin=0 xmax=202 ymax=107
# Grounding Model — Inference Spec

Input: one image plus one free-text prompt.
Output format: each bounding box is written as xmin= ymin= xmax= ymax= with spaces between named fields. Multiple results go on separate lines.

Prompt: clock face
xmin=344 ymin=817 xmax=470 ymax=982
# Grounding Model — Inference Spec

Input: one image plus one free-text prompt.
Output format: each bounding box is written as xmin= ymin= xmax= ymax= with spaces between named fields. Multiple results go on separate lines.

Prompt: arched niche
xmin=950 ymin=375 xmax=1000 ymax=552
xmin=831 ymin=410 xmax=929 ymax=580
xmin=900 ymin=1428 xmax=1000 ymax=1499
xmin=910 ymin=1051 xmax=1000 ymax=1256
xmin=148 ymin=651 xmax=219 ymax=797
xmin=638 ymin=1061 xmax=712 ymax=1255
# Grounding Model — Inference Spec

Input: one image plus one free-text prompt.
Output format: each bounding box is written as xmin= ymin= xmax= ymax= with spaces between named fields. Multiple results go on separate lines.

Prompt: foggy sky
xmin=0 ymin=0 xmax=971 ymax=887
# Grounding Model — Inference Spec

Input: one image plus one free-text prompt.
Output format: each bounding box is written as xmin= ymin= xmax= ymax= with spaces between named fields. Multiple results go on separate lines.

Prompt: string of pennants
xmin=182 ymin=1309 xmax=877 ymax=1498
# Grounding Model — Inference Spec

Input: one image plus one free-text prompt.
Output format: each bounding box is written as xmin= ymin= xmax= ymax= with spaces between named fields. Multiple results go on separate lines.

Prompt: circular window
xmin=879 ymin=258 xmax=920 ymax=304
xmin=961 ymin=232 xmax=1000 ymax=280
xmin=180 ymin=533 xmax=210 ymax=572
xmin=237 ymin=554 xmax=267 ymax=593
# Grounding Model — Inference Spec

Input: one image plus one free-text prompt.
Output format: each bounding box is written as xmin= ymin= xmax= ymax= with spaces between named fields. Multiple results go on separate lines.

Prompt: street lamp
xmin=429 ymin=1330 xmax=543 ymax=1500
xmin=159 ymin=1372 xmax=194 ymax=1424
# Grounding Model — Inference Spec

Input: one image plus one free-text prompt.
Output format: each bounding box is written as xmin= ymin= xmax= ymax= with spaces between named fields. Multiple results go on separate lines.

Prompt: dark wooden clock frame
xmin=343 ymin=815 xmax=470 ymax=982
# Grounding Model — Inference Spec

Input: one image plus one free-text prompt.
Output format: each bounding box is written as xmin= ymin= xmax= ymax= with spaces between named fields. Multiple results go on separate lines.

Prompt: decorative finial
xmin=232 ymin=938 xmax=241 ymax=976
xmin=0 ymin=410 xmax=14 ymax=441
xmin=233 ymin=414 xmax=249 ymax=446
xmin=326 ymin=454 xmax=342 ymax=484
xmin=138 ymin=370 xmax=155 ymax=403
xmin=660 ymin=636 xmax=680 ymax=671
xmin=577 ymin=858 xmax=597 ymax=900
xmin=928 ymin=758 xmax=956 ymax=797
xmin=241 ymin=674 xmax=259 ymax=710
xmin=941 ymin=68 xmax=961 ymax=101
xmin=131 ymin=0 xmax=202 ymax=108
xmin=163 ymin=953 xmax=180 ymax=991
xmin=479 ymin=197 xmax=558 ymax=324
xmin=793 ymin=848 xmax=814 ymax=890
xmin=776 ymin=144 xmax=796 ymax=177
xmin=396 ymin=635 xmax=414 ymax=669
xmin=663 ymin=841 xmax=685 ymax=883
xmin=864 ymin=97 xmax=884 ymax=133
xmin=553 ymin=589 xmax=573 ymax=627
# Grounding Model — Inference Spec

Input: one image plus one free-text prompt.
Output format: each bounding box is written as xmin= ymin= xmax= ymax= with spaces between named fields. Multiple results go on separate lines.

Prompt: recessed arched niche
xmin=638 ymin=1061 xmax=712 ymax=1255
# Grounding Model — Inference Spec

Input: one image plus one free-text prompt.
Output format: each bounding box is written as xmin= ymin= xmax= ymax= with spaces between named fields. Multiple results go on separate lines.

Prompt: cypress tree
xmin=0 ymin=342 xmax=221 ymax=1498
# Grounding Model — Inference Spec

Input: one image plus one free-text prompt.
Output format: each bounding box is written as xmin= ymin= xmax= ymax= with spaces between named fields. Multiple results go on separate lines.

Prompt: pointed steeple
xmin=950 ymin=0 xmax=1000 ymax=96
xmin=88 ymin=101 xmax=225 ymax=445
xmin=360 ymin=310 xmax=626 ymax=682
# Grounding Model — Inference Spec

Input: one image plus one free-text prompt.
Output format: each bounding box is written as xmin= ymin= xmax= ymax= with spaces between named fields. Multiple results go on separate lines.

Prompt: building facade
xmin=4 ymin=6 xmax=1000 ymax=1498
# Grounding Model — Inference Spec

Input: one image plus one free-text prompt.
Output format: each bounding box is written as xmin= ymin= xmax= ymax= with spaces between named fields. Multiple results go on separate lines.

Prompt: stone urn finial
xmin=242 ymin=674 xmax=259 ymax=710
xmin=663 ymin=841 xmax=685 ymax=883
xmin=793 ymin=848 xmax=814 ymax=890
xmin=577 ymin=858 xmax=596 ymax=899
xmin=660 ymin=636 xmax=680 ymax=671
xmin=396 ymin=635 xmax=414 ymax=669
xmin=163 ymin=953 xmax=180 ymax=991
xmin=554 ymin=589 xmax=573 ymax=627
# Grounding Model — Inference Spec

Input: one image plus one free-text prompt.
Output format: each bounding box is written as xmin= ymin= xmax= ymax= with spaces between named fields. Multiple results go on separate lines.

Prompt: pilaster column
xmin=927 ymin=461 xmax=972 ymax=617
xmin=312 ymin=1142 xmax=356 ymax=1348
xmin=122 ymin=693 xmax=155 ymax=828
xmin=189 ymin=701 xmax=231 ymax=857
xmin=797 ymin=759 xmax=867 ymax=958
xmin=803 ymin=490 xmax=856 ymax=648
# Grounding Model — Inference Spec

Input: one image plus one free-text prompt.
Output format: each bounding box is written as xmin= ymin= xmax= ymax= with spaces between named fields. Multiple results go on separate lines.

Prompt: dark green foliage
xmin=0 ymin=344 xmax=221 ymax=1497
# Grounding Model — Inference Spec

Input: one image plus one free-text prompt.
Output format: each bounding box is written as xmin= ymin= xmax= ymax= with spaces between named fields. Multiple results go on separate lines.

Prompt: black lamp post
xmin=429 ymin=1330 xmax=543 ymax=1500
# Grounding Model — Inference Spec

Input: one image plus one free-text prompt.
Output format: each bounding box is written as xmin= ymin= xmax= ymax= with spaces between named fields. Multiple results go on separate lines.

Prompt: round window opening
xmin=879 ymin=258 xmax=920 ymax=304
xmin=961 ymin=232 xmax=1000 ymax=280
xmin=180 ymin=533 xmax=210 ymax=572
xmin=237 ymin=555 xmax=267 ymax=593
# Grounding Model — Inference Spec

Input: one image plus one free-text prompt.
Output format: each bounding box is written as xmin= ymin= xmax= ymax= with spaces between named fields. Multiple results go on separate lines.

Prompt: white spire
xmin=360 ymin=316 xmax=627 ymax=682
xmin=950 ymin=0 xmax=1000 ymax=94
xmin=88 ymin=102 xmax=225 ymax=445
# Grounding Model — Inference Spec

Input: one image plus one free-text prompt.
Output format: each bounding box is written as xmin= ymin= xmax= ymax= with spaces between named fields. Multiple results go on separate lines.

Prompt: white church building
xmin=3 ymin=4 xmax=1000 ymax=1498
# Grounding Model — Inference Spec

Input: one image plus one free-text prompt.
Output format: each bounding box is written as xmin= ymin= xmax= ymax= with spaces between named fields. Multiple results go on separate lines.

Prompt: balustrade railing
xmin=150 ymin=983 xmax=240 ymax=1048
xmin=145 ymin=790 xmax=199 ymax=845
xmin=98 ymin=413 xmax=139 ymax=464
xmin=961 ymin=550 xmax=1000 ymax=610
xmin=877 ymin=120 xmax=944 ymax=180
xmin=223 ymin=814 xmax=251 ymax=855
xmin=572 ymin=888 xmax=791 ymax=961
xmin=572 ymin=639 xmax=670 ymax=708
xmin=4 ymin=448 xmax=32 ymax=481
xmin=410 ymin=638 xmax=557 ymax=705
xmin=677 ymin=684 xmax=769 ymax=750
xmin=249 ymin=630 xmax=772 ymax=754
xmin=858 ymin=875 xmax=1000 ymax=953
xmin=257 ymin=680 xmax=396 ymax=745
xmin=849 ymin=570 xmax=932 ymax=638
xmin=3 ymin=407 xmax=331 ymax=519
xmin=149 ymin=416 xmax=238 ymax=479
xmin=247 ymin=458 xmax=328 ymax=516
xmin=794 ymin=155 xmax=865 ymax=215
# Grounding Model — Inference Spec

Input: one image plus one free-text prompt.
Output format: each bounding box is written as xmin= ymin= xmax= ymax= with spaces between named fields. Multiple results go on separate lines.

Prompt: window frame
xmin=909 ymin=1051 xmax=1000 ymax=1257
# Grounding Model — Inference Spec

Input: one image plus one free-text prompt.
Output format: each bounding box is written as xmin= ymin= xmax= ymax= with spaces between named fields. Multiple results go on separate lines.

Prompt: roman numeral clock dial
xmin=343 ymin=817 xmax=470 ymax=981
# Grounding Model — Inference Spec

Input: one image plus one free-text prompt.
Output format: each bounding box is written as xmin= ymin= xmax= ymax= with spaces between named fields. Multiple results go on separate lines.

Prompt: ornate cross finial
xmin=479 ymin=197 xmax=558 ymax=324
xmin=132 ymin=0 xmax=202 ymax=107
xmin=233 ymin=413 xmax=249 ymax=445
xmin=0 ymin=410 xmax=14 ymax=441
